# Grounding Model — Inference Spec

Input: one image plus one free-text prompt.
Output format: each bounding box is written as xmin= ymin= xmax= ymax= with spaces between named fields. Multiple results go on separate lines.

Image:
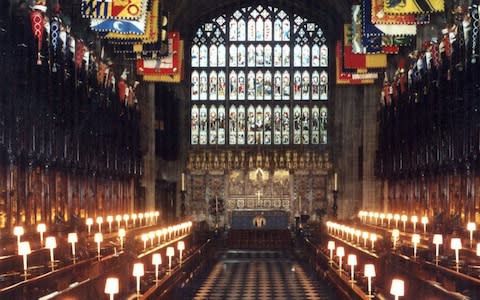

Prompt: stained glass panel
xmin=229 ymin=71 xmax=237 ymax=100
xmin=209 ymin=45 xmax=218 ymax=67
xmin=199 ymin=71 xmax=208 ymax=100
xmin=218 ymin=105 xmax=226 ymax=145
xmin=238 ymin=71 xmax=246 ymax=99
xmin=238 ymin=105 xmax=246 ymax=144
xmin=238 ymin=44 xmax=246 ymax=66
xmin=191 ymin=71 xmax=199 ymax=100
xmin=209 ymin=71 xmax=217 ymax=100
xmin=229 ymin=105 xmax=237 ymax=145
xmin=199 ymin=105 xmax=208 ymax=145
xmin=209 ymin=105 xmax=218 ymax=144
xmin=293 ymin=105 xmax=301 ymax=144
xmin=191 ymin=105 xmax=199 ymax=144
xmin=247 ymin=105 xmax=255 ymax=144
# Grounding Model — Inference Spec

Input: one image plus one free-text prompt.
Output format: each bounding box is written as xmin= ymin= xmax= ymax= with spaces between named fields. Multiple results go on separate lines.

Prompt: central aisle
xmin=187 ymin=250 xmax=333 ymax=300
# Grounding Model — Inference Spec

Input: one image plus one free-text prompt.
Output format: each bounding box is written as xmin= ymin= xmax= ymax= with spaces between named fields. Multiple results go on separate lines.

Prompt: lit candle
xmin=37 ymin=223 xmax=46 ymax=246
xmin=107 ymin=216 xmax=113 ymax=233
xmin=141 ymin=234 xmax=148 ymax=250
xmin=336 ymin=246 xmax=345 ymax=272
xmin=132 ymin=263 xmax=144 ymax=296
xmin=411 ymin=215 xmax=418 ymax=232
xmin=96 ymin=216 xmax=103 ymax=233
xmin=181 ymin=173 xmax=185 ymax=191
xmin=364 ymin=264 xmax=376 ymax=297
xmin=95 ymin=233 xmax=103 ymax=259
xmin=178 ymin=241 xmax=185 ymax=265
xmin=421 ymin=216 xmax=428 ymax=233
xmin=390 ymin=279 xmax=405 ymax=300
xmin=433 ymin=234 xmax=443 ymax=262
xmin=451 ymin=238 xmax=462 ymax=268
xmin=334 ymin=172 xmax=338 ymax=191
xmin=327 ymin=241 xmax=335 ymax=263
xmin=392 ymin=229 xmax=400 ymax=249
xmin=118 ymin=228 xmax=126 ymax=250
xmin=45 ymin=236 xmax=57 ymax=270
xmin=104 ymin=277 xmax=119 ymax=300
xmin=467 ymin=222 xmax=476 ymax=248
xmin=347 ymin=254 xmax=357 ymax=282
xmin=86 ymin=218 xmax=93 ymax=234
xmin=152 ymin=253 xmax=162 ymax=282
xmin=412 ymin=234 xmax=420 ymax=258
xmin=370 ymin=233 xmax=377 ymax=251
xmin=68 ymin=232 xmax=78 ymax=261
xmin=166 ymin=246 xmax=175 ymax=272
xmin=18 ymin=241 xmax=31 ymax=279
xmin=13 ymin=226 xmax=24 ymax=246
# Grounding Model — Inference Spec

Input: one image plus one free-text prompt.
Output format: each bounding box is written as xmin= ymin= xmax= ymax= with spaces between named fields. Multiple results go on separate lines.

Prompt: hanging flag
xmin=384 ymin=0 xmax=444 ymax=15
xmin=30 ymin=9 xmax=45 ymax=65
xmin=136 ymin=32 xmax=180 ymax=76
xmin=343 ymin=24 xmax=387 ymax=69
xmin=363 ymin=0 xmax=417 ymax=37
xmin=336 ymin=41 xmax=378 ymax=85
xmin=351 ymin=6 xmax=402 ymax=54
xmin=103 ymin=0 xmax=159 ymax=43
xmin=143 ymin=40 xmax=185 ymax=83
xmin=81 ymin=0 xmax=146 ymax=20
xmin=371 ymin=0 xmax=430 ymax=24
xmin=89 ymin=0 xmax=148 ymax=34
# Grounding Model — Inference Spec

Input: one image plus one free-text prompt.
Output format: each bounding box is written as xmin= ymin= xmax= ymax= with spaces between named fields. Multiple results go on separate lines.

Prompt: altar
xmin=230 ymin=209 xmax=289 ymax=230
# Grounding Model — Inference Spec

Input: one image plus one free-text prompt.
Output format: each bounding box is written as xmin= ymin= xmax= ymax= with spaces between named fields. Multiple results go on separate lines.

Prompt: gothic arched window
xmin=190 ymin=5 xmax=328 ymax=146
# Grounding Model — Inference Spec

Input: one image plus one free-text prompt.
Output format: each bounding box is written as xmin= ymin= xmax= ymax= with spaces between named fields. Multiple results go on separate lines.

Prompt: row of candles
xmin=358 ymin=210 xmax=429 ymax=233
xmin=139 ymin=222 xmax=193 ymax=250
xmin=12 ymin=211 xmax=162 ymax=250
xmin=326 ymin=221 xmax=378 ymax=251
xmin=14 ymin=221 xmax=193 ymax=281
xmin=326 ymin=240 xmax=405 ymax=299
xmin=104 ymin=240 xmax=186 ymax=300
xmin=85 ymin=211 xmax=160 ymax=234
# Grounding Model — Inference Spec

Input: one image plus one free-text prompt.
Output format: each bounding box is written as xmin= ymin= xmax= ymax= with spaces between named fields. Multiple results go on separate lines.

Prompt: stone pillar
xmin=140 ymin=83 xmax=156 ymax=210
xmin=362 ymin=86 xmax=379 ymax=210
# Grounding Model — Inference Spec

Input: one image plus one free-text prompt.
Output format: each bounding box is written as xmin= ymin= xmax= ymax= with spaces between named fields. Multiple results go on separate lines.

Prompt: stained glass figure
xmin=312 ymin=44 xmax=320 ymax=67
xmin=264 ymin=71 xmax=272 ymax=100
xmin=218 ymin=71 xmax=226 ymax=100
xmin=229 ymin=19 xmax=237 ymax=41
xmin=255 ymin=71 xmax=264 ymax=99
xmin=238 ymin=19 xmax=246 ymax=41
xmin=256 ymin=45 xmax=264 ymax=66
xmin=302 ymin=106 xmax=309 ymax=144
xmin=199 ymin=105 xmax=208 ymax=145
xmin=191 ymin=71 xmax=199 ymax=100
xmin=293 ymin=71 xmax=301 ymax=100
xmin=264 ymin=18 xmax=272 ymax=41
xmin=282 ymin=105 xmax=290 ymax=144
xmin=320 ymin=71 xmax=328 ymax=100
xmin=302 ymin=71 xmax=310 ymax=100
xmin=282 ymin=19 xmax=290 ymax=41
xmin=320 ymin=106 xmax=327 ymax=144
xmin=209 ymin=105 xmax=218 ymax=144
xmin=238 ymin=105 xmax=246 ymax=144
xmin=264 ymin=105 xmax=272 ymax=144
xmin=282 ymin=71 xmax=290 ymax=100
xmin=293 ymin=105 xmax=301 ymax=144
xmin=238 ymin=71 xmax=246 ymax=100
xmin=248 ymin=44 xmax=255 ymax=67
xmin=264 ymin=45 xmax=272 ymax=66
xmin=302 ymin=45 xmax=310 ymax=67
xmin=218 ymin=105 xmax=226 ymax=144
xmin=247 ymin=19 xmax=255 ymax=41
xmin=218 ymin=45 xmax=226 ymax=66
xmin=282 ymin=44 xmax=290 ymax=66
xmin=191 ymin=45 xmax=199 ymax=67
xmin=274 ymin=71 xmax=282 ymax=100
xmin=274 ymin=44 xmax=282 ymax=67
xmin=200 ymin=71 xmax=208 ymax=100
xmin=294 ymin=45 xmax=301 ymax=67
xmin=200 ymin=45 xmax=208 ymax=67
xmin=274 ymin=19 xmax=282 ymax=41
xmin=191 ymin=105 xmax=199 ymax=144
xmin=229 ymin=44 xmax=237 ymax=67
xmin=311 ymin=106 xmax=320 ymax=144
xmin=312 ymin=71 xmax=320 ymax=100
xmin=209 ymin=45 xmax=218 ymax=67
xmin=229 ymin=105 xmax=237 ymax=144
xmin=273 ymin=105 xmax=282 ymax=144
xmin=256 ymin=17 xmax=264 ymax=40
xmin=229 ymin=71 xmax=237 ymax=100
xmin=238 ymin=44 xmax=246 ymax=67
xmin=320 ymin=44 xmax=328 ymax=67
xmin=209 ymin=71 xmax=218 ymax=100
xmin=247 ymin=105 xmax=255 ymax=144
xmin=247 ymin=71 xmax=255 ymax=100
xmin=255 ymin=105 xmax=264 ymax=144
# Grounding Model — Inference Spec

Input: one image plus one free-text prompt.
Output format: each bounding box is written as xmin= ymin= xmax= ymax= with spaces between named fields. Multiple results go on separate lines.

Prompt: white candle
xmin=181 ymin=173 xmax=185 ymax=191
xmin=334 ymin=173 xmax=338 ymax=191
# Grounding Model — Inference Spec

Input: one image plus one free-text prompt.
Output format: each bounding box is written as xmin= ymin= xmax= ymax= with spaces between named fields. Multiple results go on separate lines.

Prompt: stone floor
xmin=179 ymin=250 xmax=334 ymax=300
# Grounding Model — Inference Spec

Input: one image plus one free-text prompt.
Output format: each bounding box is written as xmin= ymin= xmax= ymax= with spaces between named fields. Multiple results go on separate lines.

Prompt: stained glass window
xmin=190 ymin=5 xmax=329 ymax=146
